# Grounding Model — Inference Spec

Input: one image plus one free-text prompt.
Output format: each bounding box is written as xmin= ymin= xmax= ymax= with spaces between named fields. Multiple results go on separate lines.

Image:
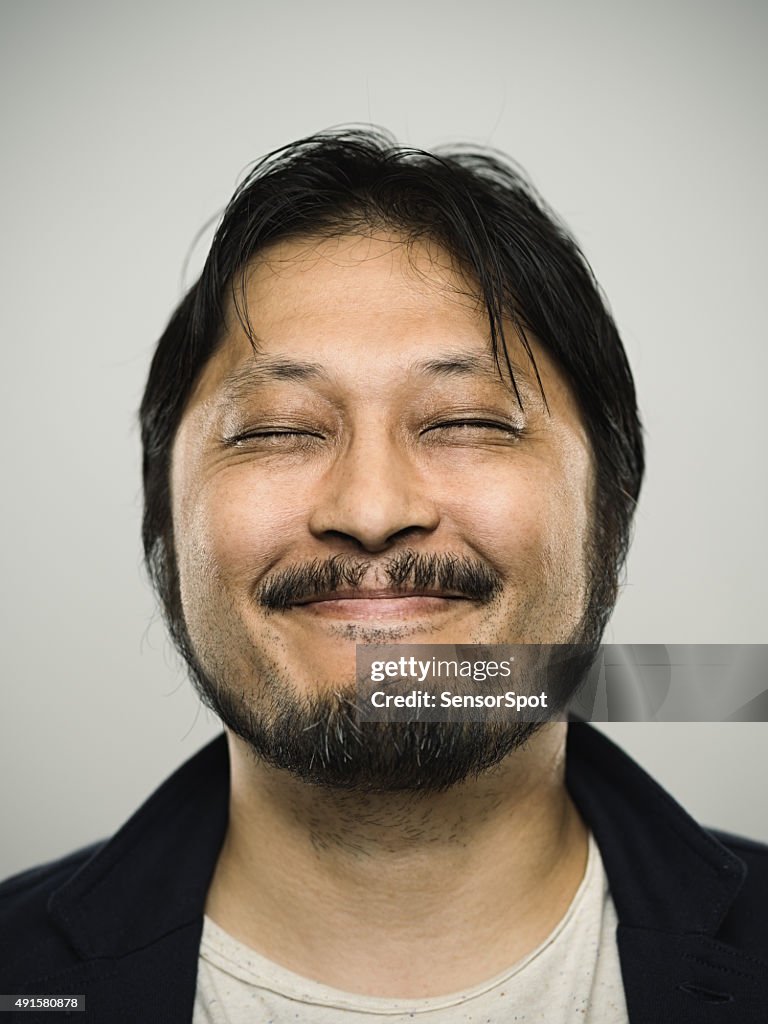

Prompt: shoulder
xmin=0 ymin=842 xmax=103 ymax=900
xmin=0 ymin=842 xmax=103 ymax=981
xmin=0 ymin=839 xmax=102 ymax=905
xmin=711 ymin=827 xmax=768 ymax=885
xmin=712 ymin=828 xmax=768 ymax=860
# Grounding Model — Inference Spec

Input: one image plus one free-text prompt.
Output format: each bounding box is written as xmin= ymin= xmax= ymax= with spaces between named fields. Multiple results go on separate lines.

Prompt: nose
xmin=307 ymin=432 xmax=440 ymax=553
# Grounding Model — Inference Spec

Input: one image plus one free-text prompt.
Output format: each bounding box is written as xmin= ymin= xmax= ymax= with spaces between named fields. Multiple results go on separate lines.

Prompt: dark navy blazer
xmin=1 ymin=725 xmax=767 ymax=1022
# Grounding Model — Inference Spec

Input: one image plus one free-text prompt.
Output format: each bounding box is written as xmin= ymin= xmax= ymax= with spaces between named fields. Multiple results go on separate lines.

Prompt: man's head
xmin=140 ymin=128 xmax=644 ymax=790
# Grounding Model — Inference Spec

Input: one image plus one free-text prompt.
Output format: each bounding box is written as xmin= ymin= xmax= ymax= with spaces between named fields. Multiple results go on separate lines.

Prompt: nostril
xmin=677 ymin=982 xmax=734 ymax=1004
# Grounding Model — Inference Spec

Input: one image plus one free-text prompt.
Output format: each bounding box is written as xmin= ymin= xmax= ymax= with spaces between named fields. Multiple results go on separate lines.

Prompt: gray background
xmin=1 ymin=0 xmax=766 ymax=878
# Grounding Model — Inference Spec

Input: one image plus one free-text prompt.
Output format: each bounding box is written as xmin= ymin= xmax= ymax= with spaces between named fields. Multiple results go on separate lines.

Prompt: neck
xmin=205 ymin=723 xmax=588 ymax=998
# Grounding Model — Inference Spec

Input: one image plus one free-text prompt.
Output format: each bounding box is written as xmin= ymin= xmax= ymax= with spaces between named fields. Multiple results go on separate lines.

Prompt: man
xmin=1 ymin=128 xmax=766 ymax=1023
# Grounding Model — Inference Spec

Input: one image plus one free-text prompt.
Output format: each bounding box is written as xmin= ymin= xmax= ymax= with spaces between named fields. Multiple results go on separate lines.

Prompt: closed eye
xmin=423 ymin=419 xmax=524 ymax=437
xmin=227 ymin=428 xmax=325 ymax=447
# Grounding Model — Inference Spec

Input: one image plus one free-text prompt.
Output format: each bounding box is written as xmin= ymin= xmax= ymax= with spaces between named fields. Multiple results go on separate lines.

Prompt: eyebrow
xmin=218 ymin=357 xmax=331 ymax=403
xmin=216 ymin=349 xmax=538 ymax=402
xmin=417 ymin=354 xmax=534 ymax=382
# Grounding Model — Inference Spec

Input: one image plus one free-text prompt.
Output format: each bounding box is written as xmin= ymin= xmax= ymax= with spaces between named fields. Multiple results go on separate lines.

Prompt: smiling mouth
xmin=291 ymin=589 xmax=470 ymax=620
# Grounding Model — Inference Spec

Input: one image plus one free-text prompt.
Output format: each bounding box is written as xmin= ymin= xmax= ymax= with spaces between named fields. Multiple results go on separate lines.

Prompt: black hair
xmin=140 ymin=126 xmax=644 ymax=653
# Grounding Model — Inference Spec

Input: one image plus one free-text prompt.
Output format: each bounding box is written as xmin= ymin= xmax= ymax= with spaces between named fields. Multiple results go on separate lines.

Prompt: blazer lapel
xmin=21 ymin=923 xmax=203 ymax=1024
xmin=567 ymin=725 xmax=768 ymax=1023
xmin=42 ymin=737 xmax=230 ymax=1024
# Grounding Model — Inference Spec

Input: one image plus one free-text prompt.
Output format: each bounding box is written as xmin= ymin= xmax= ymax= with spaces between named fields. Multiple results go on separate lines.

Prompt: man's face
xmin=169 ymin=233 xmax=595 ymax=787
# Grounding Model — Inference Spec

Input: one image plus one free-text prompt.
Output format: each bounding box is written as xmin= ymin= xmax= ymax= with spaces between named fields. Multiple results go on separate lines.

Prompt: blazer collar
xmin=565 ymin=724 xmax=746 ymax=936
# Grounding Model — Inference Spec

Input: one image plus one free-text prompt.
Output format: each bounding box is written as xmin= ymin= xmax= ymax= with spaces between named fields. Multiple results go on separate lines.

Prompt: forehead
xmin=237 ymin=232 xmax=482 ymax=331
xmin=184 ymin=232 xmax=578 ymax=419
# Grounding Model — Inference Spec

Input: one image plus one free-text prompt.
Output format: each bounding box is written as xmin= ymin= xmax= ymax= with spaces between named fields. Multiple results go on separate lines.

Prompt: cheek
xmin=440 ymin=457 xmax=591 ymax=582
xmin=175 ymin=468 xmax=308 ymax=590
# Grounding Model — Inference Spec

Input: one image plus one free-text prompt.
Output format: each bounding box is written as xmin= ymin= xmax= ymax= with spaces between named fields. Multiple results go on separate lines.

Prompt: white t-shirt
xmin=194 ymin=831 xmax=629 ymax=1023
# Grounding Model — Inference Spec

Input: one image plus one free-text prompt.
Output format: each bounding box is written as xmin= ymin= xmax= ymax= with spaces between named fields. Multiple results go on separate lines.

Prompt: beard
xmin=173 ymin=549 xmax=607 ymax=793
xmin=198 ymin=681 xmax=545 ymax=792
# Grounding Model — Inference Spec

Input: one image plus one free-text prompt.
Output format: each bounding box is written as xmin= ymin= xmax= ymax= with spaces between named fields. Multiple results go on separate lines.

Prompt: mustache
xmin=256 ymin=550 xmax=504 ymax=610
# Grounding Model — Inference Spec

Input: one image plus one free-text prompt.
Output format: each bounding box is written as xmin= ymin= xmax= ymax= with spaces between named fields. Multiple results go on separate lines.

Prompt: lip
xmin=292 ymin=590 xmax=468 ymax=621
